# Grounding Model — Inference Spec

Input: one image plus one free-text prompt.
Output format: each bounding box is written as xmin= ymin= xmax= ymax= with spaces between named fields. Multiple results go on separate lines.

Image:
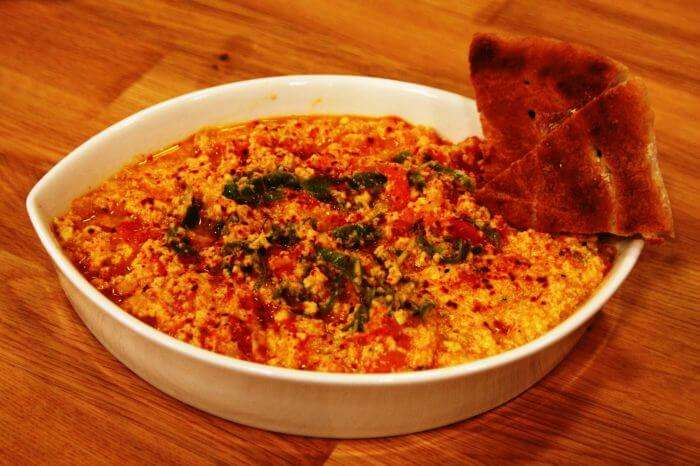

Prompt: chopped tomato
xmin=268 ymin=244 xmax=303 ymax=279
xmin=208 ymin=142 xmax=226 ymax=169
xmin=350 ymin=315 xmax=410 ymax=350
xmin=367 ymin=350 xmax=406 ymax=373
xmin=378 ymin=316 xmax=411 ymax=349
xmin=238 ymin=292 xmax=260 ymax=312
xmin=116 ymin=220 xmax=160 ymax=246
xmin=379 ymin=164 xmax=409 ymax=211
xmin=491 ymin=319 xmax=511 ymax=335
xmin=316 ymin=209 xmax=347 ymax=232
xmin=296 ymin=336 xmax=319 ymax=370
xmin=287 ymin=190 xmax=321 ymax=209
xmin=153 ymin=257 xmax=168 ymax=276
xmin=423 ymin=212 xmax=440 ymax=233
xmin=447 ymin=219 xmax=484 ymax=245
xmin=458 ymin=269 xmax=482 ymax=289
xmin=229 ymin=319 xmax=253 ymax=359
xmin=390 ymin=209 xmax=417 ymax=237
xmin=240 ymin=291 xmax=278 ymax=329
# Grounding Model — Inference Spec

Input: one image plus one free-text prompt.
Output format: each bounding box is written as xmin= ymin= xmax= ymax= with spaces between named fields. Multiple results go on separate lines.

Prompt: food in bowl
xmin=53 ymin=115 xmax=617 ymax=372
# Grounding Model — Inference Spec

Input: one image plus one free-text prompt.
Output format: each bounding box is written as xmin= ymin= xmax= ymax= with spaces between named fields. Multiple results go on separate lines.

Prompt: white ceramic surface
xmin=26 ymin=75 xmax=644 ymax=438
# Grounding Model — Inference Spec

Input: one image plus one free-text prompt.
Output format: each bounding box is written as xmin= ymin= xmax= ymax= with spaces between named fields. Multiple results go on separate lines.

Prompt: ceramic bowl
xmin=26 ymin=75 xmax=643 ymax=438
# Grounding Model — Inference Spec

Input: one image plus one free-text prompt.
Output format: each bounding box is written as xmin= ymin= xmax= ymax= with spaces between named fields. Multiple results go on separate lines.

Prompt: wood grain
xmin=1 ymin=1 xmax=698 ymax=464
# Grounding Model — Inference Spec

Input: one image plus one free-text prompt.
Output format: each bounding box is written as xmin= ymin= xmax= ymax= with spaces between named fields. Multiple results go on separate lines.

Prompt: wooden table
xmin=1 ymin=1 xmax=698 ymax=463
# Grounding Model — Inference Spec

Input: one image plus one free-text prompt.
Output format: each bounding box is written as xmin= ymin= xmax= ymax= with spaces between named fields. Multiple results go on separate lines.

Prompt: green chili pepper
xmin=332 ymin=223 xmax=380 ymax=250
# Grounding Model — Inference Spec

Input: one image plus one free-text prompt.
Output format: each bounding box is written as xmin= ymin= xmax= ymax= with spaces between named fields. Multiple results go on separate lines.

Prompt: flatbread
xmin=476 ymin=78 xmax=674 ymax=238
xmin=470 ymin=33 xmax=629 ymax=179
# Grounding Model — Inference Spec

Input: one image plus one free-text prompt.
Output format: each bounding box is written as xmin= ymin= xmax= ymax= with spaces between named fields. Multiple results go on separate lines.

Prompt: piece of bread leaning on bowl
xmin=469 ymin=32 xmax=673 ymax=240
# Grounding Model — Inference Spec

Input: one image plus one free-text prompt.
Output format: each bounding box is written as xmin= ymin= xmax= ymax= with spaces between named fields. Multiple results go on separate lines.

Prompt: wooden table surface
xmin=1 ymin=1 xmax=698 ymax=464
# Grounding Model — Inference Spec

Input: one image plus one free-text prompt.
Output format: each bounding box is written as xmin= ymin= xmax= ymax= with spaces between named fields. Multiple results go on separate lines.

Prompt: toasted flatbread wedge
xmin=477 ymin=78 xmax=673 ymax=238
xmin=470 ymin=33 xmax=629 ymax=179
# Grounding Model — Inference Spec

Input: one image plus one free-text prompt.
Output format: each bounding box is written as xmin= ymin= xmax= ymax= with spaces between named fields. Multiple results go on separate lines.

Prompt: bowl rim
xmin=26 ymin=74 xmax=644 ymax=386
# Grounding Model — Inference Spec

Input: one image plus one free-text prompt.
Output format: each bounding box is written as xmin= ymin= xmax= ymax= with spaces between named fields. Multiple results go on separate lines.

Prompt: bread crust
xmin=470 ymin=32 xmax=629 ymax=180
xmin=476 ymin=78 xmax=674 ymax=238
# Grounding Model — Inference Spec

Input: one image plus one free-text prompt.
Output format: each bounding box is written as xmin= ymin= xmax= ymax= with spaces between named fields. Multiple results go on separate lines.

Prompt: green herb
xmin=170 ymin=238 xmax=197 ymax=257
xmin=344 ymin=304 xmax=370 ymax=332
xmin=181 ymin=198 xmax=203 ymax=229
xmin=318 ymin=268 xmax=345 ymax=315
xmin=414 ymin=220 xmax=470 ymax=264
xmin=360 ymin=284 xmax=377 ymax=306
xmin=222 ymin=169 xmax=393 ymax=207
xmin=391 ymin=150 xmax=411 ymax=163
xmin=301 ymin=175 xmax=336 ymax=204
xmin=259 ymin=171 xmax=302 ymax=190
xmin=166 ymin=228 xmax=198 ymax=258
xmin=426 ymin=161 xmax=450 ymax=173
xmin=222 ymin=241 xmax=253 ymax=255
xmin=274 ymin=282 xmax=309 ymax=307
xmin=453 ymin=171 xmax=474 ymax=191
xmin=346 ymin=172 xmax=388 ymax=191
xmin=317 ymin=247 xmax=357 ymax=279
xmin=252 ymin=249 xmax=271 ymax=286
xmin=332 ymin=223 xmax=380 ymax=249
xmin=483 ymin=226 xmax=501 ymax=248
xmin=267 ymin=224 xmax=300 ymax=247
xmin=344 ymin=284 xmax=375 ymax=332
xmin=407 ymin=170 xmax=425 ymax=190
xmin=425 ymin=162 xmax=475 ymax=192
xmin=221 ymin=239 xmax=270 ymax=284
xmin=228 ymin=246 xmax=270 ymax=285
xmin=222 ymin=179 xmax=281 ymax=206
xmin=412 ymin=300 xmax=435 ymax=320
xmin=315 ymin=248 xmax=372 ymax=328
xmin=440 ymin=238 xmax=469 ymax=264
xmin=318 ymin=297 xmax=335 ymax=315
xmin=417 ymin=234 xmax=439 ymax=256
xmin=223 ymin=171 xmax=301 ymax=206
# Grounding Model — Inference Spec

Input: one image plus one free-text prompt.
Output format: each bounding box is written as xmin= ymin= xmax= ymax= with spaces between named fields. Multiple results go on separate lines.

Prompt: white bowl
xmin=26 ymin=75 xmax=643 ymax=438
